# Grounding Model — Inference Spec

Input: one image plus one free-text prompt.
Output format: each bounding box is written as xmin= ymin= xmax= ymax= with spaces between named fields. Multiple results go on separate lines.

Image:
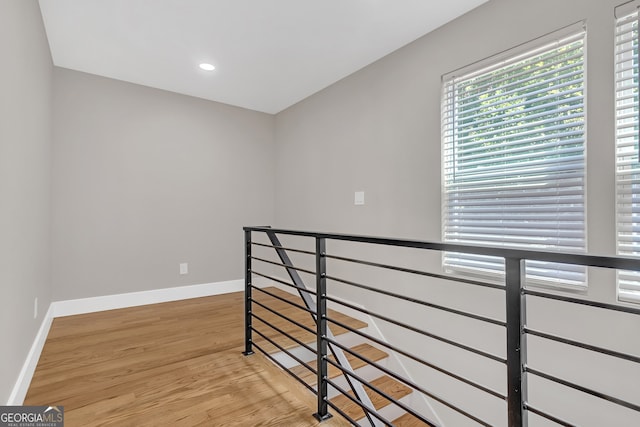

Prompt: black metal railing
xmin=242 ymin=226 xmax=640 ymax=427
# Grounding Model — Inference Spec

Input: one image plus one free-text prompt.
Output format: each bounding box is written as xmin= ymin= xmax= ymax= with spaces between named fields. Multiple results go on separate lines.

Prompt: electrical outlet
xmin=179 ymin=263 xmax=188 ymax=275
xmin=34 ymin=297 xmax=38 ymax=319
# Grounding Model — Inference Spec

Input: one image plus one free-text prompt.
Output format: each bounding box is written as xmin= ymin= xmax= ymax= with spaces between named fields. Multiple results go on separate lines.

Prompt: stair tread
xmin=393 ymin=412 xmax=434 ymax=426
xmin=330 ymin=375 xmax=413 ymax=421
xmin=251 ymin=287 xmax=368 ymax=352
xmin=289 ymin=342 xmax=389 ymax=385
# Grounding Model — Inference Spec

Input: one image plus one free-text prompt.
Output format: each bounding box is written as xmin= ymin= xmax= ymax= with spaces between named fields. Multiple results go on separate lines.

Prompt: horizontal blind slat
xmin=443 ymin=28 xmax=586 ymax=287
xmin=615 ymin=11 xmax=640 ymax=302
xmin=456 ymin=47 xmax=584 ymax=91
xmin=455 ymin=82 xmax=584 ymax=125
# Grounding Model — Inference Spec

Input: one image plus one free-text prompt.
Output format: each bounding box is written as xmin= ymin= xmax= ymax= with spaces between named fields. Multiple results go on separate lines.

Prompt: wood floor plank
xmin=25 ymin=290 xmax=351 ymax=426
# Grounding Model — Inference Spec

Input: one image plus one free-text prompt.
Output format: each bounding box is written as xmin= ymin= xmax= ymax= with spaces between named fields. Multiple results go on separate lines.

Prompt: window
xmin=442 ymin=26 xmax=587 ymax=287
xmin=615 ymin=5 xmax=640 ymax=303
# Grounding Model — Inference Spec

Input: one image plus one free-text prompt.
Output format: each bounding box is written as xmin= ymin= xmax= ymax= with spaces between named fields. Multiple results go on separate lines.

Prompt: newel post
xmin=314 ymin=237 xmax=332 ymax=421
xmin=505 ymin=257 xmax=527 ymax=427
xmin=242 ymin=229 xmax=254 ymax=356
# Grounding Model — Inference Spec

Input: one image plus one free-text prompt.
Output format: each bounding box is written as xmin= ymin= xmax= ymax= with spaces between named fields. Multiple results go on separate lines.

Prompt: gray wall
xmin=0 ymin=0 xmax=53 ymax=404
xmin=275 ymin=0 xmax=614 ymax=255
xmin=274 ymin=0 xmax=639 ymax=425
xmin=52 ymin=68 xmax=275 ymax=300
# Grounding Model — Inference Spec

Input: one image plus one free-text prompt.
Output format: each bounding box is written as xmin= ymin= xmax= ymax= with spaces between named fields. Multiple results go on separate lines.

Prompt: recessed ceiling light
xmin=199 ymin=63 xmax=215 ymax=71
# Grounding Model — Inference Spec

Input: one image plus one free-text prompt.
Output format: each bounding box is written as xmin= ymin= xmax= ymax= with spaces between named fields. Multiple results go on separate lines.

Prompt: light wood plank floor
xmin=25 ymin=290 xmax=351 ymax=426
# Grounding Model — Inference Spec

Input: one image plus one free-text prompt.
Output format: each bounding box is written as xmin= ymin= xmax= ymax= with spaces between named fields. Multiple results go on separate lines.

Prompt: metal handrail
xmin=243 ymin=226 xmax=640 ymax=427
xmin=244 ymin=226 xmax=640 ymax=271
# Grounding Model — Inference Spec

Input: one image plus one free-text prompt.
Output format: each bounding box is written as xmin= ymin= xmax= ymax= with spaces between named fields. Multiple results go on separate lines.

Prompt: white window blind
xmin=442 ymin=28 xmax=587 ymax=287
xmin=615 ymin=8 xmax=640 ymax=304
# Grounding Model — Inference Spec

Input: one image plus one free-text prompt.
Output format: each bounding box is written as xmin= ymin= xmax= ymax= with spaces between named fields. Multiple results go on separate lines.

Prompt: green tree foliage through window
xmin=456 ymin=43 xmax=583 ymax=175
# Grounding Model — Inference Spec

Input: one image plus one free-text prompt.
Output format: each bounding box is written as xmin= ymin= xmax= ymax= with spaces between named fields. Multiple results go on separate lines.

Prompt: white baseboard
xmin=6 ymin=305 xmax=55 ymax=406
xmin=7 ymin=279 xmax=244 ymax=405
xmin=52 ymin=279 xmax=244 ymax=318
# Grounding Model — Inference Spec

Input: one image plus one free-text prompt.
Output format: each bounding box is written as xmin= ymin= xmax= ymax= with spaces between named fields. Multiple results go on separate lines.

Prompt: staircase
xmin=252 ymin=286 xmax=431 ymax=426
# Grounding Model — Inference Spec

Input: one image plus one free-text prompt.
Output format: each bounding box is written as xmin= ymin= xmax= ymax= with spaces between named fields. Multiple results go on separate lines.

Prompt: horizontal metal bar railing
xmin=326 ymin=273 xmax=505 ymax=326
xmin=326 ymin=295 xmax=506 ymax=364
xmin=525 ymin=366 xmax=640 ymax=413
xmin=325 ymin=356 xmax=435 ymax=427
xmin=251 ymin=312 xmax=317 ymax=355
xmin=251 ymin=326 xmax=317 ymax=379
xmin=262 ymin=230 xmax=381 ymax=426
xmin=325 ymin=341 xmax=442 ymax=426
xmin=326 ymin=317 xmax=497 ymax=426
xmin=326 ymin=336 xmax=506 ymax=402
xmin=252 ymin=285 xmax=316 ymax=316
xmin=252 ymin=341 xmax=317 ymax=395
xmin=327 ymin=253 xmax=506 ymax=290
xmin=251 ymin=255 xmax=316 ymax=275
xmin=325 ymin=378 xmax=394 ymax=426
xmin=342 ymin=372 xmax=491 ymax=427
xmin=324 ymin=399 xmax=363 ymax=427
xmin=250 ymin=299 xmax=316 ymax=337
xmin=244 ymin=226 xmax=640 ymax=427
xmin=523 ymin=403 xmax=576 ymax=427
xmin=252 ymin=280 xmax=505 ymax=425
xmin=524 ymin=327 xmax=640 ymax=364
xmin=252 ymin=241 xmax=316 ymax=256
xmin=524 ymin=288 xmax=640 ymax=315
xmin=251 ymin=270 xmax=318 ymax=295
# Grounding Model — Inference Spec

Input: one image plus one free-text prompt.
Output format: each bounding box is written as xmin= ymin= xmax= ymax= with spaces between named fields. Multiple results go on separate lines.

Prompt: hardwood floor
xmin=24 ymin=290 xmax=351 ymax=426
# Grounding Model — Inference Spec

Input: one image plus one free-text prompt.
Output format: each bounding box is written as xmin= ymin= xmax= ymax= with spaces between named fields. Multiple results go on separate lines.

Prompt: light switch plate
xmin=354 ymin=191 xmax=365 ymax=205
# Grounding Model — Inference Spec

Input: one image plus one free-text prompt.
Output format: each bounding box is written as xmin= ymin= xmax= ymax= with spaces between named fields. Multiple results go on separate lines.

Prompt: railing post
xmin=505 ymin=257 xmax=527 ymax=427
xmin=314 ymin=237 xmax=332 ymax=421
xmin=243 ymin=229 xmax=254 ymax=356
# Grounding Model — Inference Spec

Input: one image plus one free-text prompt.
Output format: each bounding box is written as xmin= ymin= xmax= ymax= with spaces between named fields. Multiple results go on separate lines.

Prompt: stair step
xmin=289 ymin=343 xmax=388 ymax=385
xmin=393 ymin=412 xmax=434 ymax=426
xmin=330 ymin=375 xmax=412 ymax=422
xmin=251 ymin=287 xmax=367 ymax=353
